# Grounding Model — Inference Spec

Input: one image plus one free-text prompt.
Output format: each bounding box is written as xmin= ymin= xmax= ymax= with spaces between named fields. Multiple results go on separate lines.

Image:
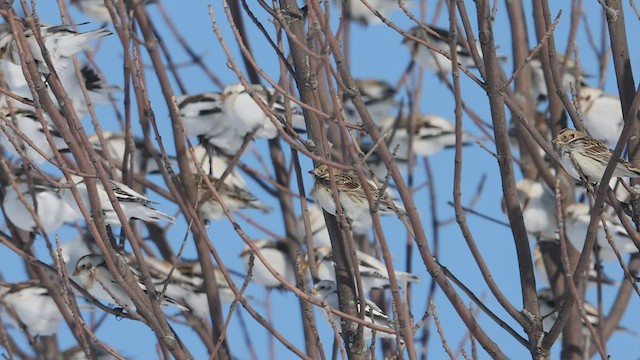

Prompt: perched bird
xmin=564 ymin=203 xmax=638 ymax=261
xmin=296 ymin=205 xmax=332 ymax=248
xmin=552 ymin=129 xmax=640 ymax=182
xmin=310 ymin=164 xmax=407 ymax=233
xmin=178 ymin=92 xmax=245 ymax=154
xmin=0 ymin=280 xmax=65 ymax=336
xmin=0 ymin=23 xmax=111 ymax=75
xmin=537 ymin=288 xmax=636 ymax=336
xmin=0 ymin=61 xmax=118 ymax=118
xmin=195 ymin=173 xmax=271 ymax=224
xmin=576 ymin=86 xmax=623 ymax=148
xmin=376 ymin=114 xmax=472 ymax=159
xmin=70 ymin=0 xmax=113 ymax=23
xmin=334 ymin=0 xmax=402 ymax=25
xmin=403 ymin=25 xmax=480 ymax=73
xmin=0 ymin=108 xmax=70 ymax=163
xmin=239 ymin=239 xmax=299 ymax=289
xmin=89 ymin=131 xmax=170 ymax=175
xmin=344 ymin=79 xmax=398 ymax=124
xmin=314 ymin=246 xmax=419 ymax=292
xmin=220 ymin=83 xmax=306 ymax=139
xmin=2 ymin=175 xmax=79 ymax=233
xmin=532 ymin=245 xmax=618 ymax=287
xmin=73 ymin=254 xmax=189 ymax=312
xmin=513 ymin=179 xmax=557 ymax=241
xmin=59 ymin=175 xmax=176 ymax=225
xmin=311 ymin=280 xmax=398 ymax=342
xmin=529 ymin=54 xmax=587 ymax=104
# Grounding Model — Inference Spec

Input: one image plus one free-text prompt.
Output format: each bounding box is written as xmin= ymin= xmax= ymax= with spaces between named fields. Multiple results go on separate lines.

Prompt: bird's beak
xmin=308 ymin=169 xmax=314 ymax=175
xmin=310 ymin=287 xmax=318 ymax=295
xmin=72 ymin=269 xmax=80 ymax=276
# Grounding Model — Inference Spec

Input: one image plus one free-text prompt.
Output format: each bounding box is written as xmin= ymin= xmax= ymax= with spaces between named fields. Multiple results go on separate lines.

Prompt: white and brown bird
xmin=239 ymin=239 xmax=300 ymax=289
xmin=0 ymin=280 xmax=65 ymax=336
xmin=89 ymin=131 xmax=171 ymax=175
xmin=311 ymin=280 xmax=398 ymax=342
xmin=403 ymin=25 xmax=480 ymax=73
xmin=576 ymin=86 xmax=623 ymax=148
xmin=73 ymin=254 xmax=189 ymax=312
xmin=314 ymin=246 xmax=419 ymax=292
xmin=59 ymin=175 xmax=176 ymax=225
xmin=334 ymin=0 xmax=402 ymax=25
xmin=0 ymin=23 xmax=111 ymax=75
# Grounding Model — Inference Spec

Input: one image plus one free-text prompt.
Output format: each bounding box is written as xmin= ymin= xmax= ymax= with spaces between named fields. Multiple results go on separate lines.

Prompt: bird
xmin=2 ymin=175 xmax=79 ymax=233
xmin=73 ymin=254 xmax=189 ymax=312
xmin=529 ymin=54 xmax=587 ymax=104
xmin=0 ymin=280 xmax=65 ymax=336
xmin=311 ymin=280 xmax=398 ymax=342
xmin=239 ymin=239 xmax=300 ymax=289
xmin=576 ymin=86 xmax=623 ymax=148
xmin=512 ymin=179 xmax=557 ymax=241
xmin=532 ymin=245 xmax=618 ymax=287
xmin=344 ymin=78 xmax=398 ymax=124
xmin=70 ymin=0 xmax=113 ymax=23
xmin=0 ymin=23 xmax=111 ymax=75
xmin=0 ymin=61 xmax=118 ymax=119
xmin=564 ymin=202 xmax=638 ymax=261
xmin=177 ymin=92 xmax=246 ymax=155
xmin=334 ymin=0 xmax=402 ymax=25
xmin=376 ymin=114 xmax=472 ymax=159
xmin=552 ymin=128 xmax=640 ymax=182
xmin=403 ymin=25 xmax=480 ymax=73
xmin=89 ymin=131 xmax=171 ymax=175
xmin=194 ymin=173 xmax=271 ymax=224
xmin=309 ymin=164 xmax=407 ymax=233
xmin=313 ymin=246 xmax=420 ymax=292
xmin=296 ymin=205 xmax=332 ymax=248
xmin=0 ymin=108 xmax=70 ymax=163
xmin=537 ymin=288 xmax=636 ymax=336
xmin=219 ymin=83 xmax=306 ymax=139
xmin=59 ymin=175 xmax=176 ymax=226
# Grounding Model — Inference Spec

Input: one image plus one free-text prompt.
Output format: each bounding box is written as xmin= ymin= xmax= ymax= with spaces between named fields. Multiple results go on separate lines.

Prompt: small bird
xmin=310 ymin=164 xmax=406 ymax=233
xmin=576 ymin=86 xmax=623 ymax=148
xmin=311 ymin=280 xmax=398 ymax=342
xmin=334 ymin=0 xmax=402 ymax=25
xmin=2 ymin=175 xmax=79 ymax=233
xmin=512 ymin=179 xmax=557 ymax=241
xmin=70 ymin=0 xmax=113 ymax=23
xmin=0 ymin=108 xmax=70 ymax=163
xmin=59 ymin=175 xmax=176 ymax=225
xmin=564 ymin=203 xmax=638 ymax=261
xmin=89 ymin=131 xmax=170 ymax=175
xmin=296 ymin=205 xmax=332 ymax=248
xmin=537 ymin=288 xmax=636 ymax=336
xmin=178 ymin=92 xmax=246 ymax=154
xmin=532 ymin=245 xmax=618 ymax=287
xmin=195 ymin=173 xmax=271 ymax=224
xmin=376 ymin=114 xmax=472 ymax=160
xmin=314 ymin=246 xmax=419 ymax=292
xmin=529 ymin=54 xmax=587 ymax=104
xmin=239 ymin=239 xmax=299 ymax=289
xmin=73 ymin=254 xmax=189 ymax=312
xmin=403 ymin=25 xmax=480 ymax=73
xmin=220 ymin=83 xmax=306 ymax=139
xmin=0 ymin=23 xmax=111 ymax=75
xmin=552 ymin=129 xmax=640 ymax=182
xmin=0 ymin=280 xmax=65 ymax=336
xmin=344 ymin=79 xmax=398 ymax=124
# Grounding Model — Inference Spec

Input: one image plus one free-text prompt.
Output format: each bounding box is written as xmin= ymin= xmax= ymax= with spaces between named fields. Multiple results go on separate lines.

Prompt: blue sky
xmin=0 ymin=1 xmax=639 ymax=359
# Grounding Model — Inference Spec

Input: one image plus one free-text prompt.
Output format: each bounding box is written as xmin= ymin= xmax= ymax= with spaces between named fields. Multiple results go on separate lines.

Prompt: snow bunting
xmin=59 ymin=175 xmax=176 ymax=225
xmin=576 ymin=86 xmax=623 ymax=148
xmin=89 ymin=131 xmax=171 ymax=175
xmin=0 ymin=23 xmax=111 ymax=75
xmin=344 ymin=78 xmax=398 ymax=123
xmin=0 ymin=280 xmax=65 ymax=336
xmin=403 ymin=25 xmax=480 ymax=73
xmin=311 ymin=280 xmax=398 ymax=342
xmin=335 ymin=0 xmax=402 ymax=25
xmin=2 ymin=175 xmax=79 ymax=232
xmin=239 ymin=239 xmax=299 ymax=288
xmin=513 ymin=179 xmax=557 ymax=241
xmin=73 ymin=254 xmax=189 ymax=312
xmin=296 ymin=205 xmax=332 ymax=248
xmin=314 ymin=246 xmax=419 ymax=292
xmin=564 ymin=203 xmax=638 ymax=261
